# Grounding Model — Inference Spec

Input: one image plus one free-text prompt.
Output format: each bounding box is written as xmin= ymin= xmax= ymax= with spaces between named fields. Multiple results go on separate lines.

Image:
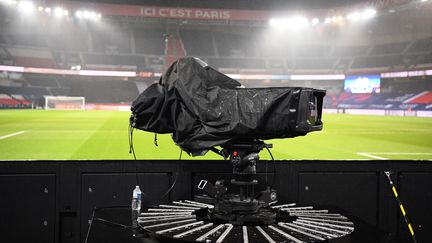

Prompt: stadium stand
xmin=134 ymin=28 xmax=166 ymax=55
xmin=324 ymin=91 xmax=432 ymax=111
xmin=179 ymin=29 xmax=216 ymax=56
xmin=0 ymin=0 xmax=430 ymax=113
xmin=0 ymin=21 xmax=431 ymax=73
xmin=0 ymin=93 xmax=31 ymax=108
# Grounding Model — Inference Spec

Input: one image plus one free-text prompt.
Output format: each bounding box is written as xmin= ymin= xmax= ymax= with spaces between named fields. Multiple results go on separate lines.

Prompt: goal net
xmin=44 ymin=96 xmax=85 ymax=110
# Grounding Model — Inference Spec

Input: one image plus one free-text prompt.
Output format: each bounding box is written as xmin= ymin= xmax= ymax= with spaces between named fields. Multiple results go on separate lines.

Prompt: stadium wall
xmin=0 ymin=160 xmax=431 ymax=243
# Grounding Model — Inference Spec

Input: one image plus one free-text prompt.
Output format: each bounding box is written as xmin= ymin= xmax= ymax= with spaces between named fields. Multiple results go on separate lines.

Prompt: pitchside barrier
xmin=85 ymin=103 xmax=131 ymax=111
xmin=324 ymin=108 xmax=432 ymax=117
xmin=0 ymin=160 xmax=431 ymax=243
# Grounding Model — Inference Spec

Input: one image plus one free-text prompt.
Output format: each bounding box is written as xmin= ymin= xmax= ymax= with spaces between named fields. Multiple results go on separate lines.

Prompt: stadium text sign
xmin=68 ymin=1 xmax=412 ymax=21
xmin=142 ymin=7 xmax=230 ymax=20
xmin=139 ymin=7 xmax=269 ymax=21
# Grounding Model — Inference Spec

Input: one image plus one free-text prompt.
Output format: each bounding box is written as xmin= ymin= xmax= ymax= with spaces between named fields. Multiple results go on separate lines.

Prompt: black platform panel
xmin=0 ymin=174 xmax=56 ymax=243
xmin=297 ymin=172 xmax=379 ymax=226
xmin=398 ymin=172 xmax=432 ymax=243
xmin=80 ymin=173 xmax=170 ymax=242
xmin=192 ymin=172 xmax=276 ymax=197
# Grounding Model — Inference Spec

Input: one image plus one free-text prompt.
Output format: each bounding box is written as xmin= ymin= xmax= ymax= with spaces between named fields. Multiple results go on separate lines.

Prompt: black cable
xmin=128 ymin=125 xmax=140 ymax=187
xmin=154 ymin=133 xmax=158 ymax=146
xmin=92 ymin=217 xmax=133 ymax=229
xmin=265 ymin=156 xmax=268 ymax=184
xmin=128 ymin=125 xmax=137 ymax=160
xmin=84 ymin=207 xmax=96 ymax=243
xmin=265 ymin=146 xmax=276 ymax=186
xmin=155 ymin=149 xmax=182 ymax=203
xmin=158 ymin=163 xmax=180 ymax=203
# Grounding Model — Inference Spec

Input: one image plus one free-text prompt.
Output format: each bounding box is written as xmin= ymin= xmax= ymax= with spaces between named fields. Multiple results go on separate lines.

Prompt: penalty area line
xmin=0 ymin=131 xmax=26 ymax=140
xmin=357 ymin=152 xmax=388 ymax=160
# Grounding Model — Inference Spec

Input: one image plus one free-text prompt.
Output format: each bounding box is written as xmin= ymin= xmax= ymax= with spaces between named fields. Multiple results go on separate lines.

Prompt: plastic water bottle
xmin=132 ymin=185 xmax=142 ymax=212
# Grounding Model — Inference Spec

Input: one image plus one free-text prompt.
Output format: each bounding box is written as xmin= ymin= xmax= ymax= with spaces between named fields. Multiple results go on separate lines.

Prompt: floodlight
xmin=331 ymin=15 xmax=344 ymax=23
xmin=44 ymin=7 xmax=51 ymax=13
xmin=17 ymin=1 xmax=34 ymax=13
xmin=90 ymin=12 xmax=97 ymax=19
xmin=362 ymin=8 xmax=377 ymax=19
xmin=311 ymin=17 xmax=320 ymax=25
xmin=324 ymin=17 xmax=331 ymax=24
xmin=347 ymin=12 xmax=360 ymax=21
xmin=269 ymin=16 xmax=309 ymax=30
xmin=37 ymin=6 xmax=43 ymax=11
xmin=83 ymin=11 xmax=91 ymax=19
xmin=75 ymin=10 xmax=82 ymax=18
xmin=269 ymin=17 xmax=289 ymax=27
xmin=63 ymin=9 xmax=69 ymax=16
xmin=290 ymin=16 xmax=309 ymax=29
xmin=97 ymin=13 xmax=102 ymax=19
xmin=54 ymin=7 xmax=63 ymax=17
xmin=3 ymin=0 xmax=17 ymax=5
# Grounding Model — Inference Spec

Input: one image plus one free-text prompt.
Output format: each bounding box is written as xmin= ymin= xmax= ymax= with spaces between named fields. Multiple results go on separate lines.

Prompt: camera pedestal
xmin=137 ymin=141 xmax=355 ymax=242
xmin=196 ymin=140 xmax=278 ymax=225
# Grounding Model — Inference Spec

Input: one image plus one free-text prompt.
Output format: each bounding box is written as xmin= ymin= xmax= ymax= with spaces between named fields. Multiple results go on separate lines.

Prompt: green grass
xmin=0 ymin=110 xmax=431 ymax=160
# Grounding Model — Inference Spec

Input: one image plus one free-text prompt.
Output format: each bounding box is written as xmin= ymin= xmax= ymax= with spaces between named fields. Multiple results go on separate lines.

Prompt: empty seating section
xmin=0 ymin=93 xmax=32 ymax=108
xmin=352 ymin=55 xmax=403 ymax=68
xmin=0 ymin=35 xmax=6 ymax=44
xmin=405 ymin=91 xmax=432 ymax=104
xmin=84 ymin=54 xmax=147 ymax=66
xmin=92 ymin=29 xmax=131 ymax=54
xmin=208 ymin=57 xmax=265 ymax=69
xmin=61 ymin=78 xmax=139 ymax=103
xmin=323 ymin=91 xmax=432 ymax=110
xmin=48 ymin=33 xmax=88 ymax=52
xmin=0 ymin=94 xmax=19 ymax=105
xmin=332 ymin=45 xmax=369 ymax=56
xmin=0 ymin=27 xmax=431 ymax=106
xmin=10 ymin=94 xmax=31 ymax=105
xmin=371 ymin=42 xmax=408 ymax=55
xmin=406 ymin=37 xmax=432 ymax=53
xmin=296 ymin=45 xmax=331 ymax=57
xmin=382 ymin=78 xmax=430 ymax=93
xmin=7 ymin=34 xmax=47 ymax=48
xmin=13 ymin=56 xmax=56 ymax=68
xmin=214 ymin=31 xmax=257 ymax=57
xmin=0 ymin=73 xmax=140 ymax=106
xmin=296 ymin=58 xmax=335 ymax=69
xmin=417 ymin=54 xmax=432 ymax=65
xmin=26 ymin=75 xmax=58 ymax=88
xmin=180 ymin=29 xmax=215 ymax=56
xmin=134 ymin=28 xmax=165 ymax=55
xmin=0 ymin=26 xmax=430 ymax=71
xmin=259 ymin=42 xmax=293 ymax=58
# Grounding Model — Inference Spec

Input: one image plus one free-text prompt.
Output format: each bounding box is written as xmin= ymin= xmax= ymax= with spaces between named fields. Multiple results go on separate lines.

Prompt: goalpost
xmin=44 ymin=96 xmax=85 ymax=110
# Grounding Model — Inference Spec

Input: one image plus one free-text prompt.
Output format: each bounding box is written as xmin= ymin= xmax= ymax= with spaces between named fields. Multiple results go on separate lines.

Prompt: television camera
xmin=130 ymin=58 xmax=354 ymax=242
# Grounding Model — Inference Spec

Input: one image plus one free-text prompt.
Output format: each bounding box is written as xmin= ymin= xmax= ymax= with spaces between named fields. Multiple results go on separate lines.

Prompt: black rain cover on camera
xmin=130 ymin=57 xmax=321 ymax=156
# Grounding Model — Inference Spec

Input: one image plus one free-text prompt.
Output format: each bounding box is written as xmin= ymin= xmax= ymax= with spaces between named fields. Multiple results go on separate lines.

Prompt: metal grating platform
xmin=137 ymin=200 xmax=354 ymax=243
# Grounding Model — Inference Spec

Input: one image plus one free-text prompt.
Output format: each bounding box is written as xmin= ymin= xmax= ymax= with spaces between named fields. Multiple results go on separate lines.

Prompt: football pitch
xmin=0 ymin=109 xmax=431 ymax=160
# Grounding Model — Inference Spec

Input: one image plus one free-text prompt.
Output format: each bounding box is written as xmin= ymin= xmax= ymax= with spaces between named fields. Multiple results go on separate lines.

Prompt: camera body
xmin=130 ymin=57 xmax=325 ymax=156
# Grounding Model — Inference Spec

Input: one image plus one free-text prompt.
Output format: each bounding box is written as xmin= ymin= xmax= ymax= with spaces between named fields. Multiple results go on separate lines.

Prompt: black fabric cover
xmin=131 ymin=57 xmax=314 ymax=156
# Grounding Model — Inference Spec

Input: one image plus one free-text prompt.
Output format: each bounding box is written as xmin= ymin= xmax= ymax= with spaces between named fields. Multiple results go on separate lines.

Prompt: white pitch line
xmin=357 ymin=152 xmax=388 ymax=160
xmin=0 ymin=131 xmax=26 ymax=140
xmin=369 ymin=152 xmax=432 ymax=155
